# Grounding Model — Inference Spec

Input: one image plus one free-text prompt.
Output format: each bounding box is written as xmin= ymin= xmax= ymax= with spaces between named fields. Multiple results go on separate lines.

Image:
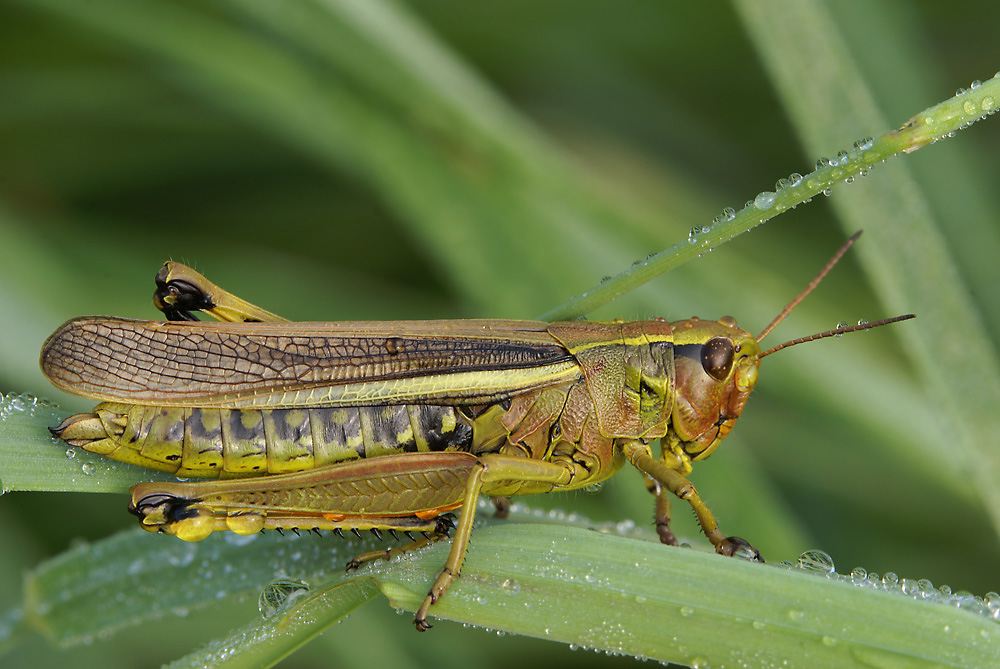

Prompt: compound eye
xmin=701 ymin=337 xmax=735 ymax=381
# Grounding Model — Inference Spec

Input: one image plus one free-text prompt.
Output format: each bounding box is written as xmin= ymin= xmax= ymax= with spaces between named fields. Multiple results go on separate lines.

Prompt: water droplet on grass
xmin=753 ymin=191 xmax=776 ymax=210
xmin=795 ymin=549 xmax=835 ymax=574
xmin=258 ymin=578 xmax=310 ymax=619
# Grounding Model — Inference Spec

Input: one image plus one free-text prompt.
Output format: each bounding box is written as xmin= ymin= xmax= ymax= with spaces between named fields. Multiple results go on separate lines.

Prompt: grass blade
xmin=13 ymin=520 xmax=999 ymax=667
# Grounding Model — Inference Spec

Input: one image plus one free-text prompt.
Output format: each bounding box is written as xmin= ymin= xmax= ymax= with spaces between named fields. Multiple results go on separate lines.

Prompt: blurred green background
xmin=1 ymin=0 xmax=998 ymax=666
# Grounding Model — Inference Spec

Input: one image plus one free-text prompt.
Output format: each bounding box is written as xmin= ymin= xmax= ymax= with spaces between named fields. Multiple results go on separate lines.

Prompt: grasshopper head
xmin=662 ymin=232 xmax=915 ymax=465
xmin=667 ymin=316 xmax=761 ymax=461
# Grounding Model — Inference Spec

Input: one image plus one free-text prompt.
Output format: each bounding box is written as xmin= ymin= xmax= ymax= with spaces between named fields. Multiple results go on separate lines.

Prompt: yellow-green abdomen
xmin=58 ymin=402 xmax=476 ymax=478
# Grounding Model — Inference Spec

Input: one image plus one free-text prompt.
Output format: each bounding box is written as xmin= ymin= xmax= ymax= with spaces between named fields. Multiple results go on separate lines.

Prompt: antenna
xmin=760 ymin=314 xmax=915 ymax=358
xmin=756 ymin=230 xmax=862 ymax=343
xmin=755 ymin=231 xmax=914 ymax=357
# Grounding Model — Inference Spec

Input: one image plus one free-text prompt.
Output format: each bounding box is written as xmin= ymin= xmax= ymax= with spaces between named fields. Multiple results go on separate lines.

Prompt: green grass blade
xmin=11 ymin=519 xmax=998 ymax=667
xmin=539 ymin=75 xmax=1000 ymax=320
xmin=19 ymin=527 xmax=377 ymax=650
xmin=371 ymin=524 xmax=1000 ymax=667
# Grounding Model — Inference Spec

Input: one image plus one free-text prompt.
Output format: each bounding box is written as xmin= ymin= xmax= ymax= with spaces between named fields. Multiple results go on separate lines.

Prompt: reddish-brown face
xmin=667 ymin=316 xmax=761 ymax=461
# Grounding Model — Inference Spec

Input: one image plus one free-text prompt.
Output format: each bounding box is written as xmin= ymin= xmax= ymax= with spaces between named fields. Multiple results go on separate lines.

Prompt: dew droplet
xmin=680 ymin=605 xmax=695 ymax=618
xmin=584 ymin=482 xmax=604 ymax=494
xmin=795 ymin=549 xmax=835 ymax=574
xmin=964 ymin=100 xmax=979 ymax=115
xmin=853 ymin=137 xmax=874 ymax=151
xmin=501 ymin=578 xmax=521 ymax=595
xmin=259 ymin=578 xmax=310 ymax=619
xmin=733 ymin=544 xmax=761 ymax=562
xmin=753 ymin=191 xmax=776 ymax=210
xmin=835 ymin=322 xmax=849 ymax=338
xmin=81 ymin=463 xmax=95 ymax=476
xmin=688 ymin=225 xmax=710 ymax=243
xmin=722 ymin=207 xmax=736 ymax=221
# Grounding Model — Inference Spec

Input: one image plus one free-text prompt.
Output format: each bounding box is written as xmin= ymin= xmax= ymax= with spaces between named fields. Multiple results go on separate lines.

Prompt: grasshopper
xmin=40 ymin=233 xmax=912 ymax=630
